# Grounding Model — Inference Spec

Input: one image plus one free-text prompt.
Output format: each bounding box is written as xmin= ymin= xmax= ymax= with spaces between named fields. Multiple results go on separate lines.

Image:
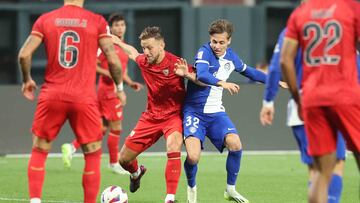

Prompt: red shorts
xmin=304 ymin=104 xmax=360 ymax=156
xmin=125 ymin=114 xmax=183 ymax=153
xmin=98 ymin=97 xmax=123 ymax=121
xmin=32 ymin=100 xmax=103 ymax=144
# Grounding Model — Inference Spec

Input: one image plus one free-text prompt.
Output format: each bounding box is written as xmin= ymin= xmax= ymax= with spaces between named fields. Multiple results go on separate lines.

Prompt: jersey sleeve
xmin=31 ymin=15 xmax=45 ymax=39
xmin=135 ymin=54 xmax=146 ymax=68
xmin=233 ymin=53 xmax=246 ymax=72
xmin=285 ymin=8 xmax=300 ymax=41
xmin=263 ymin=29 xmax=286 ymax=102
xmin=194 ymin=47 xmax=220 ymax=85
xmin=98 ymin=16 xmax=111 ymax=39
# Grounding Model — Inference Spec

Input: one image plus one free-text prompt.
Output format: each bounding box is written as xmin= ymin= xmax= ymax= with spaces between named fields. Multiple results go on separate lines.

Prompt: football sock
xmin=226 ymin=150 xmax=242 ymax=185
xmin=71 ymin=139 xmax=80 ymax=151
xmin=28 ymin=148 xmax=48 ymax=199
xmin=82 ymin=149 xmax=101 ymax=203
xmin=184 ymin=157 xmax=197 ymax=188
xmin=328 ymin=174 xmax=343 ymax=203
xmin=165 ymin=194 xmax=175 ymax=202
xmin=30 ymin=198 xmax=41 ymax=203
xmin=165 ymin=152 xmax=181 ymax=194
xmin=107 ymin=130 xmax=121 ymax=164
xmin=121 ymin=159 xmax=139 ymax=174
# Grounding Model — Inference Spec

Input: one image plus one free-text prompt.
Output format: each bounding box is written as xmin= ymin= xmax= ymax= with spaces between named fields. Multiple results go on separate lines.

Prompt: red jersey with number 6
xmin=31 ymin=5 xmax=110 ymax=104
xmin=285 ymin=0 xmax=360 ymax=108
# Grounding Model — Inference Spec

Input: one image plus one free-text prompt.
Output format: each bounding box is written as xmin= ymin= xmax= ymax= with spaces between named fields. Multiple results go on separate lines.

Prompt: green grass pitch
xmin=0 ymin=153 xmax=358 ymax=203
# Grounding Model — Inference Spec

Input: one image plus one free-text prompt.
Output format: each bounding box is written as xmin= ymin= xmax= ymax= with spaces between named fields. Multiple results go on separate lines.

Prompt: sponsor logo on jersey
xmin=224 ymin=62 xmax=231 ymax=71
xmin=163 ymin=69 xmax=169 ymax=76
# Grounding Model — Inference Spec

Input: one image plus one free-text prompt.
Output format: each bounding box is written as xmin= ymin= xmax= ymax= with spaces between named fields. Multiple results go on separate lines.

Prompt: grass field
xmin=0 ymin=153 xmax=358 ymax=203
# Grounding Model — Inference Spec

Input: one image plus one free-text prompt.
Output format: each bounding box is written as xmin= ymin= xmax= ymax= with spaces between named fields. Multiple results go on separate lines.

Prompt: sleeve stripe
xmin=99 ymin=34 xmax=111 ymax=39
xmin=195 ymin=60 xmax=209 ymax=65
xmin=241 ymin=64 xmax=247 ymax=72
xmin=31 ymin=31 xmax=43 ymax=38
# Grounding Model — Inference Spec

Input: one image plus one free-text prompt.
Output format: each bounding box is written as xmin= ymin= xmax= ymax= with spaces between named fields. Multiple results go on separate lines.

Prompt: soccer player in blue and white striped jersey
xmin=176 ymin=19 xmax=267 ymax=203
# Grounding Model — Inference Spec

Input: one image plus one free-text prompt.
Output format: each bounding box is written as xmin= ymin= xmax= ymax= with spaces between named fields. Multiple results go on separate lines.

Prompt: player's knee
xmin=32 ymin=135 xmax=52 ymax=151
xmin=225 ymin=134 xmax=242 ymax=151
xmin=186 ymin=153 xmax=200 ymax=165
xmin=82 ymin=141 xmax=102 ymax=153
xmin=109 ymin=121 xmax=122 ymax=132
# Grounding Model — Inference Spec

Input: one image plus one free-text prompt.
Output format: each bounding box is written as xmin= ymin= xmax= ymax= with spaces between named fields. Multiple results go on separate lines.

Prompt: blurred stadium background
xmin=0 ymin=0 xmax=301 ymax=155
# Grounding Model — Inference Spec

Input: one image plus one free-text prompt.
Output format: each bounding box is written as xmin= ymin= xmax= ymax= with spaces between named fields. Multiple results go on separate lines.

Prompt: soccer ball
xmin=100 ymin=185 xmax=128 ymax=203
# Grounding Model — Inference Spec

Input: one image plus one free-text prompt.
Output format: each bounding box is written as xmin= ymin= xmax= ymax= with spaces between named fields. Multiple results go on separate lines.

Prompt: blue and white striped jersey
xmin=184 ymin=42 xmax=266 ymax=113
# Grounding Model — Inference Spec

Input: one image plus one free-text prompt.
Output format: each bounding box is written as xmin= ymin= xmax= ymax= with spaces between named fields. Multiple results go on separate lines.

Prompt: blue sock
xmin=226 ymin=150 xmax=242 ymax=185
xmin=184 ymin=157 xmax=197 ymax=188
xmin=328 ymin=174 xmax=343 ymax=203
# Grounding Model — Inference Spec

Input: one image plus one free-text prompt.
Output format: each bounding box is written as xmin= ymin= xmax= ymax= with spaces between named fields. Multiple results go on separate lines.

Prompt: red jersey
xmin=31 ymin=5 xmax=110 ymax=104
xmin=286 ymin=0 xmax=360 ymax=108
xmin=135 ymin=52 xmax=186 ymax=120
xmin=97 ymin=44 xmax=128 ymax=100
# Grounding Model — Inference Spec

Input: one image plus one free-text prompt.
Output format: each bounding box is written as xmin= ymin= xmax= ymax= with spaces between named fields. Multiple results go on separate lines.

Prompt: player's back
xmin=289 ymin=0 xmax=360 ymax=107
xmin=32 ymin=5 xmax=109 ymax=104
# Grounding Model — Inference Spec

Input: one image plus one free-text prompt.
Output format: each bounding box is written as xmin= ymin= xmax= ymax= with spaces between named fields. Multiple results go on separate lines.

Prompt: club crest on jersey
xmin=163 ymin=69 xmax=169 ymax=76
xmin=224 ymin=63 xmax=231 ymax=71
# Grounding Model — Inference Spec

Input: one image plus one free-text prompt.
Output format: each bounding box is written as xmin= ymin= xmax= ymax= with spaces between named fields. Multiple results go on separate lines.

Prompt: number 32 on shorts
xmin=185 ymin=116 xmax=199 ymax=134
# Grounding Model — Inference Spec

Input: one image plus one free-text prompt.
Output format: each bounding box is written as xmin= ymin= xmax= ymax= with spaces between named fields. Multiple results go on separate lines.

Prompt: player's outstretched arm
xmin=123 ymin=68 xmax=144 ymax=91
xmin=280 ymin=37 xmax=302 ymax=118
xmin=112 ymin=37 xmax=140 ymax=62
xmin=174 ymin=58 xmax=207 ymax=86
xmin=99 ymin=37 xmax=126 ymax=106
xmin=18 ymin=35 xmax=42 ymax=101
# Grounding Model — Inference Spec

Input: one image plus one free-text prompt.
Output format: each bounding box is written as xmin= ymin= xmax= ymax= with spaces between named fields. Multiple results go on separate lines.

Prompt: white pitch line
xmin=0 ymin=197 xmax=82 ymax=203
xmin=3 ymin=150 xmax=302 ymax=158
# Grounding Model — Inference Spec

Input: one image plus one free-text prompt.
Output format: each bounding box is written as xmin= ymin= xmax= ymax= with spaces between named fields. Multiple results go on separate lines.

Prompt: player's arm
xmin=96 ymin=60 xmax=111 ymax=78
xmin=113 ymin=39 xmax=140 ymax=62
xmin=174 ymin=58 xmax=207 ymax=86
xmin=280 ymin=37 xmax=300 ymax=107
xmin=238 ymin=65 xmax=267 ymax=83
xmin=99 ymin=37 xmax=126 ymax=106
xmin=18 ymin=35 xmax=42 ymax=101
xmin=260 ymin=30 xmax=286 ymax=126
xmin=123 ymin=68 xmax=143 ymax=91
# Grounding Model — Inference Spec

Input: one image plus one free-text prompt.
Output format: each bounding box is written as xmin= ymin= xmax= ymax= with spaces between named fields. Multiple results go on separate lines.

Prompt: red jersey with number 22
xmin=286 ymin=0 xmax=360 ymax=108
xmin=31 ymin=5 xmax=110 ymax=104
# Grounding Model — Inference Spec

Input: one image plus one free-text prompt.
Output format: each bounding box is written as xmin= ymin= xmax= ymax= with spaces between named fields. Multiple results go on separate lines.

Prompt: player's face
xmin=210 ymin=32 xmax=231 ymax=57
xmin=110 ymin=20 xmax=126 ymax=40
xmin=140 ymin=38 xmax=165 ymax=64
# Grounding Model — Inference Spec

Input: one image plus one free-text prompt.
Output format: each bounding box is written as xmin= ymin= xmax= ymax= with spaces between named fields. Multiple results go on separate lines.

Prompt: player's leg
xmin=118 ymin=116 xmax=161 ymax=193
xmin=107 ymin=119 xmax=128 ymax=174
xmin=69 ymin=103 xmax=103 ymax=203
xmin=303 ymin=106 xmax=338 ymax=203
xmin=184 ymin=137 xmax=201 ymax=203
xmin=207 ymin=113 xmax=248 ymax=203
xmin=29 ymin=100 xmax=67 ymax=203
xmin=164 ymin=129 xmax=183 ymax=203
xmin=183 ymin=112 xmax=206 ymax=203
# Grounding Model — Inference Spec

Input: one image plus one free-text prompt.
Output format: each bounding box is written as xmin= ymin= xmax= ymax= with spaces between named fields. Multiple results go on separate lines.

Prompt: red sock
xmin=120 ymin=159 xmax=138 ymax=173
xmin=165 ymin=152 xmax=181 ymax=194
xmin=28 ymin=148 xmax=48 ymax=199
xmin=82 ymin=149 xmax=102 ymax=203
xmin=107 ymin=130 xmax=121 ymax=164
xmin=72 ymin=139 xmax=80 ymax=150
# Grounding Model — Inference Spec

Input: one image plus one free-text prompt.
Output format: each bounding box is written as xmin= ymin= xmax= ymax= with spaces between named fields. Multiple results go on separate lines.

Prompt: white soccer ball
xmin=100 ymin=185 xmax=128 ymax=203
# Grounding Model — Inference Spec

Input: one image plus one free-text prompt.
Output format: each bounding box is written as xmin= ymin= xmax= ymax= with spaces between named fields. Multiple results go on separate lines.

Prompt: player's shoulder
xmin=196 ymin=43 xmax=214 ymax=60
xmin=224 ymin=48 xmax=241 ymax=61
xmin=165 ymin=51 xmax=180 ymax=61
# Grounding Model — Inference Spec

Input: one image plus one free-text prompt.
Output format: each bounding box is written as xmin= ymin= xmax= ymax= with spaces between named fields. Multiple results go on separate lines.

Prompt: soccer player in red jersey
xmin=61 ymin=13 xmax=143 ymax=175
xmin=18 ymin=1 xmax=125 ymax=203
xmin=280 ymin=0 xmax=360 ymax=202
xmin=113 ymin=26 xmax=198 ymax=203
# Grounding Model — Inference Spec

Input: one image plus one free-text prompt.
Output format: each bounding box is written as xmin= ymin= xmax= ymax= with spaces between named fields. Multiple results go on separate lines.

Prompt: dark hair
xmin=108 ymin=13 xmax=125 ymax=26
xmin=139 ymin=26 xmax=164 ymax=41
xmin=208 ymin=19 xmax=233 ymax=39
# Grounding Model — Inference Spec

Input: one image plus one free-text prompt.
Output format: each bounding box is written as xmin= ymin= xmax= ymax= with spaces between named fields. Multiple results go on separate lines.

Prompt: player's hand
xmin=111 ymin=34 xmax=122 ymax=45
xmin=218 ymin=81 xmax=240 ymax=95
xmin=174 ymin=58 xmax=189 ymax=77
xmin=279 ymin=81 xmax=288 ymax=89
xmin=116 ymin=91 xmax=127 ymax=106
xmin=22 ymin=79 xmax=37 ymax=101
xmin=130 ymin=82 xmax=144 ymax=92
xmin=260 ymin=105 xmax=275 ymax=126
